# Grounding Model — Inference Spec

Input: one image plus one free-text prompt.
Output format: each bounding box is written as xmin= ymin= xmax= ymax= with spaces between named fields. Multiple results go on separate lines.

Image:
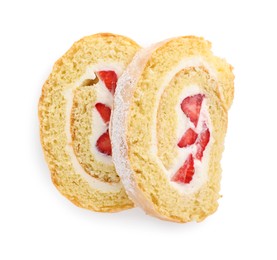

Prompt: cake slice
xmin=39 ymin=33 xmax=140 ymax=212
xmin=111 ymin=36 xmax=234 ymax=222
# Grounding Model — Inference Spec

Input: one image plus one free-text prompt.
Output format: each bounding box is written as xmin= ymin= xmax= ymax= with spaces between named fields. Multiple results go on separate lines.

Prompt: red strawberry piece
xmin=171 ymin=154 xmax=195 ymax=184
xmin=181 ymin=94 xmax=204 ymax=127
xmin=178 ymin=128 xmax=198 ymax=148
xmin=95 ymin=103 xmax=111 ymax=123
xmin=96 ymin=131 xmax=112 ymax=156
xmin=98 ymin=71 xmax=118 ymax=94
xmin=195 ymin=126 xmax=210 ymax=160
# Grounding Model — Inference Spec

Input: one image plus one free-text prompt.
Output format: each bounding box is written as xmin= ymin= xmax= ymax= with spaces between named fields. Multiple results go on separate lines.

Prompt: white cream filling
xmin=151 ymin=56 xmax=216 ymax=155
xmin=168 ymin=85 xmax=213 ymax=195
xmin=63 ymin=63 xmax=123 ymax=192
xmin=89 ymin=79 xmax=113 ymax=165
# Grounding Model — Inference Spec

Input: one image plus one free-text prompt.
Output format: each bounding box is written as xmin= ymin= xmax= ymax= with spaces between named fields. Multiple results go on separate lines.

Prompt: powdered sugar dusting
xmin=111 ymin=51 xmax=145 ymax=197
xmin=111 ymin=43 xmax=166 ymax=214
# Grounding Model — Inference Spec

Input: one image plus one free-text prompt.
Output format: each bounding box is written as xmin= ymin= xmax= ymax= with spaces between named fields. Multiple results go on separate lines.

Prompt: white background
xmin=1 ymin=0 xmax=277 ymax=259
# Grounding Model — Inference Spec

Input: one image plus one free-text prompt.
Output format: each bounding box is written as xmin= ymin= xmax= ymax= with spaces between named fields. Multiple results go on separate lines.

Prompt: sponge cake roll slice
xmin=111 ymin=36 xmax=234 ymax=222
xmin=39 ymin=33 xmax=140 ymax=212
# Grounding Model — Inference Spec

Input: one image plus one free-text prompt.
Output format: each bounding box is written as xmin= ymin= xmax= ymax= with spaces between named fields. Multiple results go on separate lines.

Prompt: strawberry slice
xmin=181 ymin=94 xmax=204 ymax=127
xmin=98 ymin=71 xmax=118 ymax=94
xmin=96 ymin=131 xmax=112 ymax=156
xmin=95 ymin=103 xmax=111 ymax=123
xmin=195 ymin=126 xmax=210 ymax=160
xmin=171 ymin=154 xmax=195 ymax=184
xmin=178 ymin=128 xmax=198 ymax=148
